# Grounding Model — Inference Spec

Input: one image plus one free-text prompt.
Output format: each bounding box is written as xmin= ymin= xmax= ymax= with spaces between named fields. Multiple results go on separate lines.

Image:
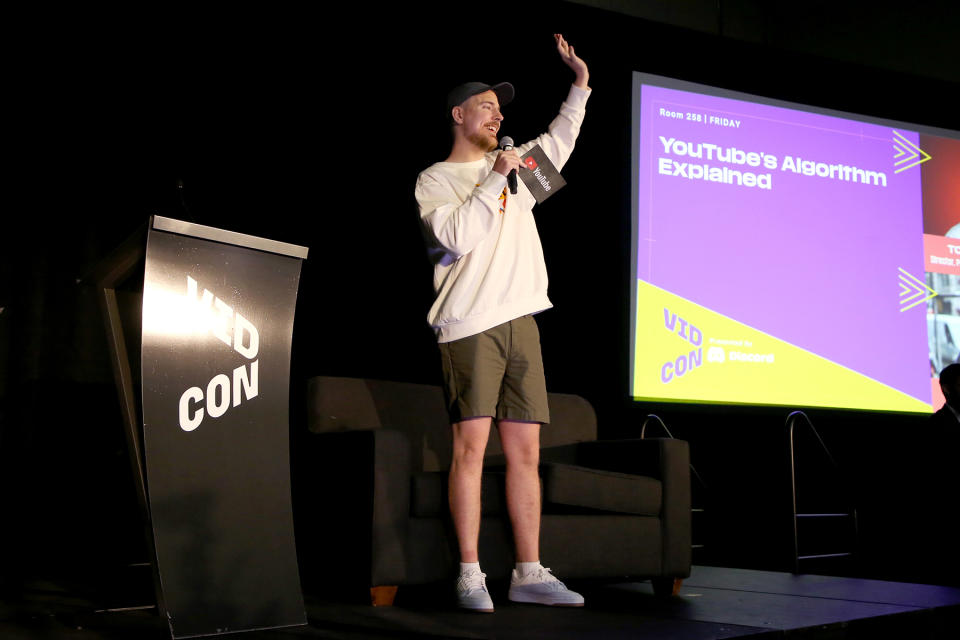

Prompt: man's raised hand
xmin=555 ymin=33 xmax=589 ymax=89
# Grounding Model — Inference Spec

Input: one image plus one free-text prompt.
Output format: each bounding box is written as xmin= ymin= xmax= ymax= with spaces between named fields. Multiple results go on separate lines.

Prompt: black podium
xmin=92 ymin=216 xmax=308 ymax=638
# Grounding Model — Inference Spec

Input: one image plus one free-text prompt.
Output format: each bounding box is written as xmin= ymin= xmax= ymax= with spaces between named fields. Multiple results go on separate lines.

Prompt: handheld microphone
xmin=499 ymin=136 xmax=518 ymax=195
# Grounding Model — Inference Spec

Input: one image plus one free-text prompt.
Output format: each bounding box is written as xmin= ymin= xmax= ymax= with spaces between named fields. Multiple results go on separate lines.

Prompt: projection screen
xmin=630 ymin=73 xmax=960 ymax=412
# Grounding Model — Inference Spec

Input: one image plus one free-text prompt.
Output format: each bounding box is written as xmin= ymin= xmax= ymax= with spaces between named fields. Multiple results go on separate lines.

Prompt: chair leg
xmin=370 ymin=585 xmax=398 ymax=606
xmin=651 ymin=577 xmax=682 ymax=598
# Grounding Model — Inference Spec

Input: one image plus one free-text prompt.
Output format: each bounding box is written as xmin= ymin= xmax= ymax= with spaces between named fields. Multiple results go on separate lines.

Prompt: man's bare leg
xmin=500 ymin=419 xmax=584 ymax=606
xmin=498 ymin=420 xmax=541 ymax=562
xmin=449 ymin=417 xmax=493 ymax=562
xmin=450 ymin=416 xmax=497 ymax=611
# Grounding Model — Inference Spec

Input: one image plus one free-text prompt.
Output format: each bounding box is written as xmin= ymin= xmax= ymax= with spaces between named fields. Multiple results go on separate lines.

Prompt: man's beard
xmin=467 ymin=129 xmax=498 ymax=153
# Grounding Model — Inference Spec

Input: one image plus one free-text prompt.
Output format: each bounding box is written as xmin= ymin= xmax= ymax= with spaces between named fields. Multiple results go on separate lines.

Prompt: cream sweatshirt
xmin=416 ymin=85 xmax=591 ymax=343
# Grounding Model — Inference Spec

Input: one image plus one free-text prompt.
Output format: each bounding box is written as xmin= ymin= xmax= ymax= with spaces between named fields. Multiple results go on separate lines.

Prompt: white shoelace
xmin=518 ymin=567 xmax=568 ymax=590
xmin=457 ymin=570 xmax=489 ymax=594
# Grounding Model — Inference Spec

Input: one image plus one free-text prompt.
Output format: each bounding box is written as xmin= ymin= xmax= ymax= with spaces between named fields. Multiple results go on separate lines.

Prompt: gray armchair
xmin=294 ymin=376 xmax=691 ymax=604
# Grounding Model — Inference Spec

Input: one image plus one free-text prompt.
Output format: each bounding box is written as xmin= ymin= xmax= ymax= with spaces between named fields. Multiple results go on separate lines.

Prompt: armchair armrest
xmin=541 ymin=438 xmax=692 ymax=577
xmin=293 ymin=428 xmax=412 ymax=588
xmin=584 ymin=437 xmax=685 ymax=475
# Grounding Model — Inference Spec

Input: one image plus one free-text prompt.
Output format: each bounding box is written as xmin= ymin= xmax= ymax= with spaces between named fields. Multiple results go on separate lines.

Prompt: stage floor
xmin=2 ymin=566 xmax=959 ymax=639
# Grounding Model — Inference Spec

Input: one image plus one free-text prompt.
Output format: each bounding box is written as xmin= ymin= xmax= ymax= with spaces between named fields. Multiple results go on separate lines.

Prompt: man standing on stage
xmin=414 ymin=34 xmax=590 ymax=612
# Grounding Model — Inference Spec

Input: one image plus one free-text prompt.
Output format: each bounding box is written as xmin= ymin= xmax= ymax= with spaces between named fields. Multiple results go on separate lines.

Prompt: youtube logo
xmin=519 ymin=145 xmax=566 ymax=203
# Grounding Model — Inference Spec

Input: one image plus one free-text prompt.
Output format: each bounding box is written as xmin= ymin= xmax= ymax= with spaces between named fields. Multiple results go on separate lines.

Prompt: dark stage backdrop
xmin=3 ymin=1 xmax=959 ymax=596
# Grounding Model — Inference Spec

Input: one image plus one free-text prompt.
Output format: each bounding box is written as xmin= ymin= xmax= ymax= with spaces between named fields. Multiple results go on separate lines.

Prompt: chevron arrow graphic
xmin=898 ymin=267 xmax=937 ymax=311
xmin=892 ymin=130 xmax=931 ymax=173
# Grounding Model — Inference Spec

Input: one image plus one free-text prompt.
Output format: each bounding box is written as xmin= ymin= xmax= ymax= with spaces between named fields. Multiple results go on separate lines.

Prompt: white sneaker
xmin=508 ymin=566 xmax=584 ymax=607
xmin=456 ymin=569 xmax=494 ymax=612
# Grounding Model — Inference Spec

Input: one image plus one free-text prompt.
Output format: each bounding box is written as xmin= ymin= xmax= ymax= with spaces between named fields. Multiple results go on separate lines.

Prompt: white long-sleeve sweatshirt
xmin=415 ymin=84 xmax=591 ymax=343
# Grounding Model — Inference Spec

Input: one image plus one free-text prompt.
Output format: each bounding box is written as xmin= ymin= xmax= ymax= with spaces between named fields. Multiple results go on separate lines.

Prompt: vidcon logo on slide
xmin=660 ymin=308 xmax=704 ymax=383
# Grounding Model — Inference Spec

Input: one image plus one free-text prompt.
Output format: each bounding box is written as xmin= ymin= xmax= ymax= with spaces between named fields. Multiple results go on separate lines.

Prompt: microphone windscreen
xmin=499 ymin=136 xmax=514 ymax=150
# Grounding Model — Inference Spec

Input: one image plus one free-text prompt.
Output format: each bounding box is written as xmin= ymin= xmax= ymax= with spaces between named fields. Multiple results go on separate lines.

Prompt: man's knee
xmin=506 ymin=446 xmax=539 ymax=470
xmin=452 ymin=417 xmax=493 ymax=469
xmin=499 ymin=421 xmax=541 ymax=469
xmin=452 ymin=443 xmax=487 ymax=470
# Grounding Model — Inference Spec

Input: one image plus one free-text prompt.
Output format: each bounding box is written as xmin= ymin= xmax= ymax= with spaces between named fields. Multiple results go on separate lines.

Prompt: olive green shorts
xmin=439 ymin=315 xmax=550 ymax=425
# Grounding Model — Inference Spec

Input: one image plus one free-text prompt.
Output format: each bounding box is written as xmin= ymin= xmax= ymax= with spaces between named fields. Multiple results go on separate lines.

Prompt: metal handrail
xmin=640 ymin=413 xmax=674 ymax=439
xmin=787 ymin=410 xmax=859 ymax=573
xmin=640 ymin=414 xmax=707 ymax=496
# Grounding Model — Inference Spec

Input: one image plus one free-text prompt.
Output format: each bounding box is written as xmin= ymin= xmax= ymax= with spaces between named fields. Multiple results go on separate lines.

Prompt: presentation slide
xmin=631 ymin=73 xmax=960 ymax=412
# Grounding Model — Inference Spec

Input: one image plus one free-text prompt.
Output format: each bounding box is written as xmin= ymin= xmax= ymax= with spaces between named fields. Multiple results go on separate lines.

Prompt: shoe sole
xmin=458 ymin=606 xmax=495 ymax=613
xmin=508 ymin=596 xmax=584 ymax=607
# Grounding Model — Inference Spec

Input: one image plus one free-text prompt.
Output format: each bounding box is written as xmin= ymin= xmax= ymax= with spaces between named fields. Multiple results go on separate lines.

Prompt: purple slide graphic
xmin=636 ymin=84 xmax=929 ymax=402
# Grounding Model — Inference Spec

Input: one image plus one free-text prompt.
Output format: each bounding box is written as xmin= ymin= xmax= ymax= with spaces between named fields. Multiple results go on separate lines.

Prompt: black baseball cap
xmin=446 ymin=81 xmax=515 ymax=115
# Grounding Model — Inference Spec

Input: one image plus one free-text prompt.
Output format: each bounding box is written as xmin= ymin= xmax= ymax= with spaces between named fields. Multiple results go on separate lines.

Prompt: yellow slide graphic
xmin=633 ymin=281 xmax=931 ymax=412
